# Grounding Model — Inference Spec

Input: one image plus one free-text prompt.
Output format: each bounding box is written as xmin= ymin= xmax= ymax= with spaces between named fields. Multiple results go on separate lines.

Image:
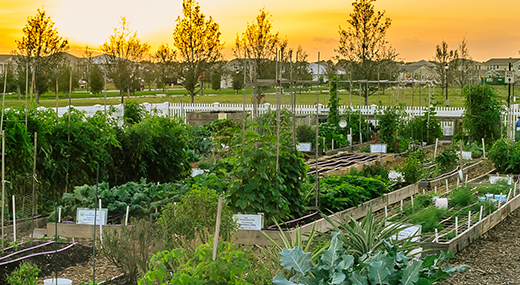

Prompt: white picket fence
xmin=48 ymin=102 xmax=467 ymax=118
xmin=36 ymin=102 xmax=520 ymax=138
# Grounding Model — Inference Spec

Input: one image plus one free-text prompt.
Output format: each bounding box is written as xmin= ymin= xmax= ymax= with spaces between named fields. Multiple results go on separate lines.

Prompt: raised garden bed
xmin=236 ymin=183 xmax=419 ymax=245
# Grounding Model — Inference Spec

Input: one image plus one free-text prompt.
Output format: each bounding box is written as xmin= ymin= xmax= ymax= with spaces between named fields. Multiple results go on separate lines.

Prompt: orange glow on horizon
xmin=1 ymin=0 xmax=520 ymax=63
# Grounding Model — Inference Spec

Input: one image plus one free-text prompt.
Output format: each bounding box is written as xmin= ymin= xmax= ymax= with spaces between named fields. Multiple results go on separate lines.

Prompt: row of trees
xmin=4 ymin=0 xmax=480 ymax=107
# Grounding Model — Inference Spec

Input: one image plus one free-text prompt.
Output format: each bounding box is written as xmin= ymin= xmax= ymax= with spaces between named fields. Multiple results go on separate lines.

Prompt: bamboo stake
xmin=1 ymin=131 xmax=4 ymax=248
xmin=468 ymin=211 xmax=471 ymax=230
xmin=212 ymin=196 xmax=223 ymax=261
xmin=12 ymin=195 xmax=15 ymax=242
xmin=455 ymin=216 xmax=458 ymax=236
xmin=125 ymin=205 xmax=129 ymax=226
xmin=1 ymin=64 xmax=6 ymax=131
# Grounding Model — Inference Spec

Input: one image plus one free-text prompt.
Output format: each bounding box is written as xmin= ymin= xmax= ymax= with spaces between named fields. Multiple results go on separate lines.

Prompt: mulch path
xmin=438 ymin=206 xmax=520 ymax=285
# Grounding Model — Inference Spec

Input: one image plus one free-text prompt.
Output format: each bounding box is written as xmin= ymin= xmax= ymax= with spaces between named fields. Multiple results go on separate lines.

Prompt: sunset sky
xmin=1 ymin=0 xmax=520 ymax=63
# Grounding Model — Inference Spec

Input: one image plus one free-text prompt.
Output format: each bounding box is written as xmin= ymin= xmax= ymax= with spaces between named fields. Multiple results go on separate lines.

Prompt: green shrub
xmin=6 ymin=262 xmax=40 ymax=285
xmin=319 ymin=175 xmax=388 ymax=213
xmin=139 ymin=241 xmax=260 ymax=285
xmin=449 ymin=187 xmax=476 ymax=207
xmin=400 ymin=150 xmax=425 ymax=184
xmin=411 ymin=207 xmax=449 ymax=233
xmin=159 ymin=188 xmax=237 ymax=246
xmin=102 ymin=218 xmax=163 ymax=285
xmin=296 ymin=124 xmax=314 ymax=144
xmin=435 ymin=146 xmax=459 ymax=173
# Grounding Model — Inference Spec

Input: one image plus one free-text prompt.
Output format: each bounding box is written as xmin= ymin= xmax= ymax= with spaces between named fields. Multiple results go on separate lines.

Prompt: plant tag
xmin=297 ymin=143 xmax=312 ymax=152
xmin=233 ymin=214 xmax=262 ymax=230
xmin=370 ymin=144 xmax=387 ymax=153
xmin=77 ymin=208 xmax=108 ymax=225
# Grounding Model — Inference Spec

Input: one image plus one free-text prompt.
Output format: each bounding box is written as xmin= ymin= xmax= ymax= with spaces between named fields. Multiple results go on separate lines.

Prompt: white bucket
xmin=44 ymin=278 xmax=72 ymax=285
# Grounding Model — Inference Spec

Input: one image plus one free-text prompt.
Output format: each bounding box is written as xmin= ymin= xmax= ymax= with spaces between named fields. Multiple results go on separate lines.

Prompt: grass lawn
xmin=2 ymin=84 xmax=517 ymax=109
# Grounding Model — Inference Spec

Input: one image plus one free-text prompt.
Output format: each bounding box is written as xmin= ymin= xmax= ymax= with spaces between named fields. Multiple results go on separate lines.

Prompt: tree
xmin=101 ymin=17 xmax=150 ymax=102
xmin=211 ymin=71 xmax=221 ymax=90
xmin=172 ymin=0 xmax=223 ymax=103
xmin=434 ymin=40 xmax=458 ymax=106
xmin=89 ymin=65 xmax=104 ymax=95
xmin=153 ymin=44 xmax=176 ymax=90
xmin=461 ymin=84 xmax=502 ymax=144
xmin=234 ymin=8 xmax=283 ymax=117
xmin=455 ymin=38 xmax=474 ymax=95
xmin=232 ymin=70 xmax=244 ymax=94
xmin=337 ymin=0 xmax=398 ymax=105
xmin=13 ymin=7 xmax=69 ymax=103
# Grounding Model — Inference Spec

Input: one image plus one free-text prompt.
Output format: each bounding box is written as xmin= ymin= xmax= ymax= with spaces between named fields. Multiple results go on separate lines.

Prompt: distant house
xmin=400 ymin=60 xmax=436 ymax=81
xmin=0 ymin=54 xmax=16 ymax=75
xmin=309 ymin=62 xmax=345 ymax=82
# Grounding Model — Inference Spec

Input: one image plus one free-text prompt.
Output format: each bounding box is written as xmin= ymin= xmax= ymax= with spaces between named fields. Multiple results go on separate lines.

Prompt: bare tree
xmin=434 ymin=40 xmax=458 ymax=106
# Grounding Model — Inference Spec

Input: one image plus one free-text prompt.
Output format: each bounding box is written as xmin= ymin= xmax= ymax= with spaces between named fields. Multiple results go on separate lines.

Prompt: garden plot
xmin=306 ymin=153 xmax=384 ymax=176
xmin=382 ymin=178 xmax=518 ymax=255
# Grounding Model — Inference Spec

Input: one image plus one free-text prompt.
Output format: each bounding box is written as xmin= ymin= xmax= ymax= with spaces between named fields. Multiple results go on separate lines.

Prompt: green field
xmin=2 ymin=83 xmax=517 ymax=109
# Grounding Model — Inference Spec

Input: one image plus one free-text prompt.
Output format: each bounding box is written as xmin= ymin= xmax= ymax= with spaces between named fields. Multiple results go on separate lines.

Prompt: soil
xmin=438 ymin=206 xmax=520 ymax=285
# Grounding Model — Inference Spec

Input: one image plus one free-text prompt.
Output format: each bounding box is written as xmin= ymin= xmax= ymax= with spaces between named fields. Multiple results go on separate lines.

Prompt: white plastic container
xmin=435 ymin=198 xmax=448 ymax=209
xmin=44 ymin=279 xmax=72 ymax=285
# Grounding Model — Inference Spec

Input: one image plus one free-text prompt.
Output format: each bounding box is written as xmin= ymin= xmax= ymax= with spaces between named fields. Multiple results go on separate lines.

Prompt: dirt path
xmin=438 ymin=206 xmax=520 ymax=285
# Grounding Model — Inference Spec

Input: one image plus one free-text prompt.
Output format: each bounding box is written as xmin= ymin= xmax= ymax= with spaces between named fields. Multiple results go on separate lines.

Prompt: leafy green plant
xmin=5 ymin=262 xmax=40 ymax=285
xmin=379 ymin=105 xmax=403 ymax=152
xmin=227 ymin=129 xmax=308 ymax=221
xmin=435 ymin=146 xmax=459 ymax=173
xmin=52 ymin=179 xmax=190 ymax=222
xmin=489 ymin=139 xmax=520 ymax=174
xmin=400 ymin=150 xmax=425 ymax=184
xmin=461 ymin=84 xmax=503 ymax=144
xmin=319 ymin=175 xmax=388 ymax=213
xmin=139 ymin=241 xmax=255 ymax=285
xmin=296 ymin=125 xmax=315 ymax=144
xmin=124 ymin=101 xmax=146 ymax=125
xmin=323 ymin=208 xmax=421 ymax=261
xmin=273 ymin=231 xmax=469 ymax=285
xmin=410 ymin=207 xmax=450 ymax=233
xmin=449 ymin=187 xmax=477 ymax=207
xmin=158 ymin=188 xmax=237 ymax=247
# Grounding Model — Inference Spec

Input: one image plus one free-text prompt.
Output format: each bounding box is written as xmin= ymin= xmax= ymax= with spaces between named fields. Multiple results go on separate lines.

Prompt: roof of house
xmin=483 ymin=58 xmax=520 ymax=65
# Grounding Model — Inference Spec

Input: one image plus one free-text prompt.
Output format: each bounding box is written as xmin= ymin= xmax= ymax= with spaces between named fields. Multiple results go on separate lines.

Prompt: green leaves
xmin=274 ymin=231 xmax=470 ymax=285
xmin=279 ymin=247 xmax=313 ymax=274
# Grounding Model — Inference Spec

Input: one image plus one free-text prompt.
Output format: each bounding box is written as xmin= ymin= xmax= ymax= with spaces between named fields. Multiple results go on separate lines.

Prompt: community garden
xmin=1 ymin=81 xmax=519 ymax=285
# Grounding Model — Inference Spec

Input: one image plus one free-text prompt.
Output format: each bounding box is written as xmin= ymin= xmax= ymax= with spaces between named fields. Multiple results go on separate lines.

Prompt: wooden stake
xmin=212 ymin=196 xmax=223 ymax=261
xmin=1 ymin=131 xmax=4 ymax=248
xmin=468 ymin=211 xmax=471 ymax=230
xmin=12 ymin=195 xmax=15 ymax=242
xmin=99 ymin=199 xmax=103 ymax=244
xmin=125 ymin=205 xmax=129 ymax=226
xmin=434 ymin=138 xmax=438 ymax=158
xmin=400 ymin=200 xmax=403 ymax=211
xmin=384 ymin=206 xmax=388 ymax=218
xmin=479 ymin=205 xmax=483 ymax=221
xmin=455 ymin=216 xmax=458 ymax=236
xmin=482 ymin=138 xmax=486 ymax=158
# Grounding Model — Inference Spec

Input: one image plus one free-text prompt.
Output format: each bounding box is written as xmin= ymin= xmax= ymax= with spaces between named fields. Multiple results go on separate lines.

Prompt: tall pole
xmin=104 ymin=71 xmax=107 ymax=113
xmin=241 ymin=61 xmax=246 ymax=158
xmin=276 ymin=49 xmax=281 ymax=172
xmin=1 ymin=63 xmax=7 ymax=131
xmin=25 ymin=62 xmax=28 ymax=127
xmin=291 ymin=51 xmax=296 ymax=148
xmin=315 ymin=52 xmax=320 ymax=208
xmin=1 ymin=131 xmax=4 ymax=248
xmin=445 ymin=63 xmax=449 ymax=107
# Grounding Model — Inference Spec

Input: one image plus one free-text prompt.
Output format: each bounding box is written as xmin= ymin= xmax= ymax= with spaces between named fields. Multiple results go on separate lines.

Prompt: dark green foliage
xmin=103 ymin=218 xmax=164 ymax=285
xmin=124 ymin=101 xmax=146 ymax=125
xmin=462 ymin=141 xmax=483 ymax=158
xmin=462 ymin=84 xmax=502 ymax=144
xmin=232 ymin=70 xmax=244 ymax=93
xmin=488 ymin=139 xmax=520 ymax=174
xmin=112 ymin=115 xmax=191 ymax=184
xmin=327 ymin=76 xmax=340 ymax=126
xmin=296 ymin=124 xmax=314 ymax=144
xmin=140 ymin=241 xmax=259 ymax=285
xmin=89 ymin=64 xmax=104 ymax=94
xmin=227 ymin=130 xmax=308 ymax=221
xmin=6 ymin=262 xmax=40 ymax=285
xmin=448 ymin=187 xmax=476 ymax=207
xmin=379 ymin=106 xmax=402 ymax=152
xmin=53 ymin=179 xmax=189 ymax=222
xmin=211 ymin=71 xmax=221 ymax=90
xmin=317 ymin=122 xmax=349 ymax=150
xmin=400 ymin=150 xmax=425 ymax=184
xmin=401 ymin=107 xmax=443 ymax=144
xmin=319 ymin=175 xmax=388 ymax=213
xmin=343 ymin=108 xmax=371 ymax=144
xmin=435 ymin=146 xmax=459 ymax=173
xmin=257 ymin=109 xmax=293 ymax=136
xmin=159 ymin=188 xmax=237 ymax=245
xmin=411 ymin=207 xmax=449 ymax=233
xmin=274 ymin=231 xmax=469 ymax=285
xmin=186 ymin=125 xmax=212 ymax=162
